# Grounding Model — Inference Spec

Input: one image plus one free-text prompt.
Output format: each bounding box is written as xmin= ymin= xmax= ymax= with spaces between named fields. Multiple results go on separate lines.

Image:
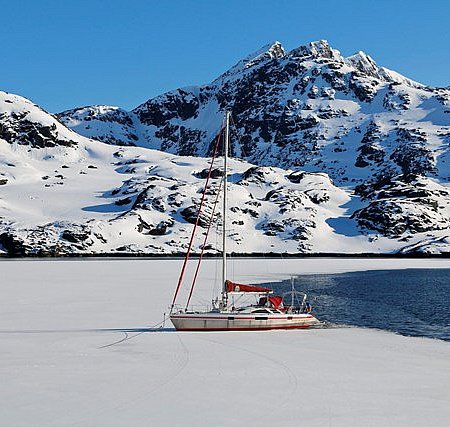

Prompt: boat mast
xmin=222 ymin=111 xmax=230 ymax=300
xmin=291 ymin=277 xmax=295 ymax=308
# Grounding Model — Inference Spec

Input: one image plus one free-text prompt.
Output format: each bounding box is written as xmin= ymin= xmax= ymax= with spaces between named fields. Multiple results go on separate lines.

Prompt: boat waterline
xmin=170 ymin=312 xmax=318 ymax=331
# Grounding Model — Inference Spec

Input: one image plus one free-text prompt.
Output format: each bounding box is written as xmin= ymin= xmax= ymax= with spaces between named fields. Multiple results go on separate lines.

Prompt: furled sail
xmin=225 ymin=280 xmax=272 ymax=293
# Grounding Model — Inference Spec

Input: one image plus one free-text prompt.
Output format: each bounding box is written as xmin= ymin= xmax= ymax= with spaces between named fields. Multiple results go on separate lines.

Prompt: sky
xmin=1 ymin=0 xmax=449 ymax=113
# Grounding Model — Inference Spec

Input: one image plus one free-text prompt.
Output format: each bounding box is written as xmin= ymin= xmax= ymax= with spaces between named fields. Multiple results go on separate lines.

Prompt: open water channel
xmin=271 ymin=268 xmax=450 ymax=341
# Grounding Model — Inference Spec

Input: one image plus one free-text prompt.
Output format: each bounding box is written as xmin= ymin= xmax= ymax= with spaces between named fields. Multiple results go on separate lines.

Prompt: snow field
xmin=1 ymin=258 xmax=449 ymax=426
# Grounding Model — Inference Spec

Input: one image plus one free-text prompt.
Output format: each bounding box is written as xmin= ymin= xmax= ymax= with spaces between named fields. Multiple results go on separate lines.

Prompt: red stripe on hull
xmin=174 ymin=324 xmax=313 ymax=331
xmin=171 ymin=315 xmax=314 ymax=320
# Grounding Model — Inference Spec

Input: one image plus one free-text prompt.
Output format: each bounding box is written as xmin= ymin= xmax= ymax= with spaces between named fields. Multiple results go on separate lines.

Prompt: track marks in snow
xmin=76 ymin=331 xmax=190 ymax=425
xmin=196 ymin=334 xmax=299 ymax=414
xmin=98 ymin=331 xmax=130 ymax=348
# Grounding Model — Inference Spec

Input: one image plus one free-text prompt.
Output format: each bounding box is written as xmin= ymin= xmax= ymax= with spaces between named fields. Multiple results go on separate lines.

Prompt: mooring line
xmin=98 ymin=315 xmax=170 ymax=349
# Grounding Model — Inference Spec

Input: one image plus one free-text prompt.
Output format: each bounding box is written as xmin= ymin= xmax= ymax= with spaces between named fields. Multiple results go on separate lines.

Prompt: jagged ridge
xmin=1 ymin=40 xmax=450 ymax=255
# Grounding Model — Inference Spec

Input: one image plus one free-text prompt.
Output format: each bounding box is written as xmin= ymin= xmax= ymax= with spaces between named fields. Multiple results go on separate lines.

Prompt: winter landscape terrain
xmin=1 ymin=40 xmax=450 ymax=255
xmin=2 ymin=4 xmax=450 ymax=422
xmin=1 ymin=257 xmax=450 ymax=426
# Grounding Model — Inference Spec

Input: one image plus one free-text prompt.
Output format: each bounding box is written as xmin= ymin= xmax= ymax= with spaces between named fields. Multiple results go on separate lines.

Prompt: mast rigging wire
xmin=170 ymin=125 xmax=224 ymax=312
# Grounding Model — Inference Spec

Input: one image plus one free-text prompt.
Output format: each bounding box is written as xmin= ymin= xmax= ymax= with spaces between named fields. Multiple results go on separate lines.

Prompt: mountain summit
xmin=58 ymin=38 xmax=449 ymax=180
xmin=1 ymin=40 xmax=450 ymax=255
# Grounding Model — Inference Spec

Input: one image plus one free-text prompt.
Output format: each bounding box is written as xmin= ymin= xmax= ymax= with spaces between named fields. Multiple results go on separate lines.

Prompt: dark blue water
xmin=270 ymin=269 xmax=450 ymax=341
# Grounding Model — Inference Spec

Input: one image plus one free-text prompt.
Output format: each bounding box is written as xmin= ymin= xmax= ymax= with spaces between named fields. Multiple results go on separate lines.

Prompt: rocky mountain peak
xmin=267 ymin=41 xmax=285 ymax=56
xmin=345 ymin=51 xmax=422 ymax=88
xmin=0 ymin=91 xmax=81 ymax=149
xmin=56 ymin=39 xmax=450 ymax=177
xmin=2 ymin=37 xmax=450 ymax=256
xmin=244 ymin=41 xmax=285 ymax=69
xmin=289 ymin=39 xmax=343 ymax=61
xmin=217 ymin=41 xmax=286 ymax=80
xmin=346 ymin=50 xmax=379 ymax=74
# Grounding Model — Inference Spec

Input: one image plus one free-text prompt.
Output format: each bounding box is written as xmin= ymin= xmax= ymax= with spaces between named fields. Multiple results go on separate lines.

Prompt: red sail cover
xmin=226 ymin=280 xmax=272 ymax=293
xmin=268 ymin=296 xmax=283 ymax=309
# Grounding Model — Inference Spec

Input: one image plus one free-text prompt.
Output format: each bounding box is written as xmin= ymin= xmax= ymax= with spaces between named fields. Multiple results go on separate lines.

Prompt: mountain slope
xmin=58 ymin=40 xmax=450 ymax=185
xmin=0 ymin=93 xmax=359 ymax=255
xmin=1 ymin=39 xmax=450 ymax=255
xmin=57 ymin=40 xmax=450 ymax=250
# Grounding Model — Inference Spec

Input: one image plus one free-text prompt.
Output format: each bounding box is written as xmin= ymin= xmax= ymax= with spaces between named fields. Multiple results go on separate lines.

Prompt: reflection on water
xmin=270 ymin=269 xmax=450 ymax=341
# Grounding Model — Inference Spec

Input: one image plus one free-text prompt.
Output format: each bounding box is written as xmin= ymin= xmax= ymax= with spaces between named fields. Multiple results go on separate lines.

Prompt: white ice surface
xmin=1 ymin=258 xmax=449 ymax=426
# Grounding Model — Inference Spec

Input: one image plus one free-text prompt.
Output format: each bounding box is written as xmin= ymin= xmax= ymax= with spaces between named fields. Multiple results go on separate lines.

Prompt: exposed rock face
xmin=353 ymin=174 xmax=450 ymax=237
xmin=61 ymin=229 xmax=90 ymax=244
xmin=136 ymin=89 xmax=200 ymax=126
xmin=58 ymin=39 xmax=449 ymax=191
xmin=1 ymin=93 xmax=78 ymax=148
xmin=1 ymin=39 xmax=450 ymax=255
xmin=354 ymin=199 xmax=448 ymax=236
xmin=390 ymin=128 xmax=436 ymax=175
xmin=57 ymin=106 xmax=138 ymax=146
xmin=0 ymin=232 xmax=28 ymax=256
xmin=355 ymin=121 xmax=385 ymax=168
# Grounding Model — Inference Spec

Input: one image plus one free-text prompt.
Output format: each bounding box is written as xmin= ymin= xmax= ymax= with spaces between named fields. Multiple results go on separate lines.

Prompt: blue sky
xmin=2 ymin=0 xmax=449 ymax=112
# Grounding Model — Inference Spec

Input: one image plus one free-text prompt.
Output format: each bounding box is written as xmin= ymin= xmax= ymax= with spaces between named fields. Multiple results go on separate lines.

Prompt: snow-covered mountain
xmin=58 ymin=40 xmax=450 ymax=180
xmin=1 ymin=40 xmax=450 ymax=255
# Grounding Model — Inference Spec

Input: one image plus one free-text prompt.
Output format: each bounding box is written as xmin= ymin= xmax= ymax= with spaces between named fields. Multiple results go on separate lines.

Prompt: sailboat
xmin=169 ymin=111 xmax=319 ymax=331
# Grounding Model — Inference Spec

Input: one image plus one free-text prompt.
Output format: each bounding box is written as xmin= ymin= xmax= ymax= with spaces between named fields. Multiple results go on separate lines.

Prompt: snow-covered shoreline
xmin=2 ymin=87 xmax=450 ymax=257
xmin=1 ymin=258 xmax=449 ymax=426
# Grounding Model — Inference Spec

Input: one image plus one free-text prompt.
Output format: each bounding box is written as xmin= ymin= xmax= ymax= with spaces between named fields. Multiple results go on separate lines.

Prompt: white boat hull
xmin=170 ymin=312 xmax=319 ymax=331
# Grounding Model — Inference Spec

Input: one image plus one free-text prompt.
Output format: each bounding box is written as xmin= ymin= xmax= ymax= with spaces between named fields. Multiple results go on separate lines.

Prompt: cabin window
xmin=255 ymin=316 xmax=268 ymax=321
xmin=228 ymin=316 xmax=235 ymax=320
xmin=252 ymin=309 xmax=270 ymax=314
